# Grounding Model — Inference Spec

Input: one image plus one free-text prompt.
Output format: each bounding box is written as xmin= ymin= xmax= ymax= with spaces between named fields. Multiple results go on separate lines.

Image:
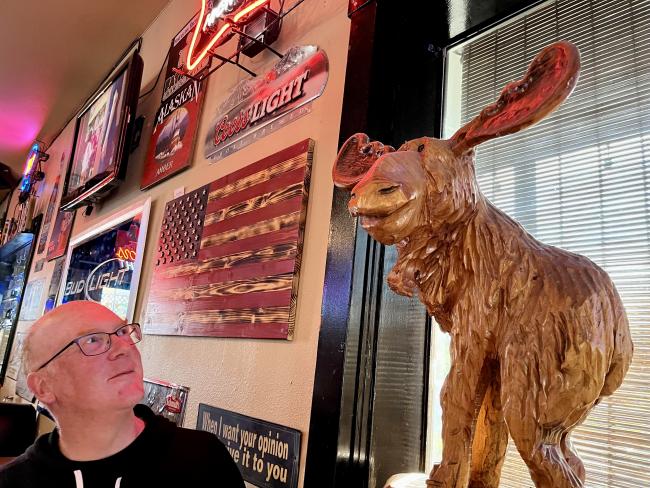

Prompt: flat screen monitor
xmin=60 ymin=51 xmax=143 ymax=211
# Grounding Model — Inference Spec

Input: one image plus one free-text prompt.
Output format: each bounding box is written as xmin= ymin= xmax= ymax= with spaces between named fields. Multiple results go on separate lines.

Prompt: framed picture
xmin=36 ymin=172 xmax=62 ymax=256
xmin=140 ymin=377 xmax=189 ymax=427
xmin=15 ymin=363 xmax=34 ymax=402
xmin=58 ymin=198 xmax=151 ymax=321
xmin=18 ymin=278 xmax=46 ymax=321
xmin=8 ymin=331 xmax=34 ymax=402
xmin=47 ymin=208 xmax=76 ymax=261
xmin=44 ymin=257 xmax=65 ymax=314
xmin=5 ymin=331 xmax=26 ymax=381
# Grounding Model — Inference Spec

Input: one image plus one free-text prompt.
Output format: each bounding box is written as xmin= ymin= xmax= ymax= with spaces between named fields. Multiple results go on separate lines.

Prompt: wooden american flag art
xmin=144 ymin=139 xmax=314 ymax=339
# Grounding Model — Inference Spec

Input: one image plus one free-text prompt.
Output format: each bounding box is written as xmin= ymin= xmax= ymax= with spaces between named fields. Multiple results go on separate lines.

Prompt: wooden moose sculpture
xmin=332 ymin=41 xmax=633 ymax=488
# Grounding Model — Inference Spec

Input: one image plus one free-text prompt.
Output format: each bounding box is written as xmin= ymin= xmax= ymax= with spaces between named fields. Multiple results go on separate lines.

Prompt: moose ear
xmin=333 ymin=133 xmax=395 ymax=190
xmin=449 ymin=41 xmax=580 ymax=155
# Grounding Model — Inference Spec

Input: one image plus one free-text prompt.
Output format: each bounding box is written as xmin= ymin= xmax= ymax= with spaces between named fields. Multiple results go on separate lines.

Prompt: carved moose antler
xmin=333 ymin=41 xmax=633 ymax=488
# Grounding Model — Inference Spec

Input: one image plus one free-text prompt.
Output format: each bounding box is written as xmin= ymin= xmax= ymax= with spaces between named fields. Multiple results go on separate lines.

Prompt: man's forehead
xmin=30 ymin=302 xmax=123 ymax=350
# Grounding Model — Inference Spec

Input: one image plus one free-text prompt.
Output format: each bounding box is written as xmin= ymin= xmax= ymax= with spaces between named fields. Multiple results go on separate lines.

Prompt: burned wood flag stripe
xmin=145 ymin=139 xmax=314 ymax=339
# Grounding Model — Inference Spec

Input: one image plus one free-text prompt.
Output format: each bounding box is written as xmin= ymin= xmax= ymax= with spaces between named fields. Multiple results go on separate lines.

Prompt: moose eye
xmin=417 ymin=144 xmax=425 ymax=152
xmin=379 ymin=185 xmax=400 ymax=195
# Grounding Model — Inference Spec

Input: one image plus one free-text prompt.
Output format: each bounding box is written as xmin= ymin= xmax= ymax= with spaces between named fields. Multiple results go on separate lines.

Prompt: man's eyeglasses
xmin=34 ymin=323 xmax=142 ymax=372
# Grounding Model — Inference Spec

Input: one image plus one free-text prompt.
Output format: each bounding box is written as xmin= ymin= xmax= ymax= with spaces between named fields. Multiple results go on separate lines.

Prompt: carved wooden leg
xmin=427 ymin=349 xmax=490 ymax=488
xmin=560 ymin=432 xmax=585 ymax=485
xmin=498 ymin=328 xmax=595 ymax=488
xmin=506 ymin=427 xmax=584 ymax=488
xmin=468 ymin=379 xmax=508 ymax=488
xmin=500 ymin=384 xmax=584 ymax=488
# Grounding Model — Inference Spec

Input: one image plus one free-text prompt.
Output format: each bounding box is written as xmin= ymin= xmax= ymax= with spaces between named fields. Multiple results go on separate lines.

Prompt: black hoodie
xmin=0 ymin=404 xmax=245 ymax=487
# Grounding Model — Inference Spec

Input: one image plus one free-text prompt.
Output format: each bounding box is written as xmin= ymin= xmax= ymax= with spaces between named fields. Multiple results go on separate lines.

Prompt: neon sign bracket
xmin=178 ymin=0 xmax=306 ymax=83
xmin=231 ymin=19 xmax=283 ymax=58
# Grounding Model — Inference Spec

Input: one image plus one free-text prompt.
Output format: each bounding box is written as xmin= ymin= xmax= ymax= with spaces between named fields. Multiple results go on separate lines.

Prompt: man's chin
xmin=115 ymin=381 xmax=145 ymax=405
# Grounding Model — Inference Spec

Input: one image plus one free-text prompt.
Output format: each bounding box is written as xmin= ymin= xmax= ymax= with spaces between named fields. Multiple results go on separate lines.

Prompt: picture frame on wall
xmin=18 ymin=278 xmax=46 ymax=321
xmin=5 ymin=330 xmax=26 ymax=381
xmin=57 ymin=198 xmax=151 ymax=322
xmin=47 ymin=209 xmax=76 ymax=261
xmin=36 ymin=167 xmax=63 ymax=257
xmin=139 ymin=377 xmax=190 ymax=427
xmin=8 ymin=331 xmax=34 ymax=402
xmin=44 ymin=257 xmax=65 ymax=314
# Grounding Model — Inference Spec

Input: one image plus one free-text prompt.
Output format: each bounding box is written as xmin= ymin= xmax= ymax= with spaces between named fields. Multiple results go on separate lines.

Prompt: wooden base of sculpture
xmin=334 ymin=41 xmax=633 ymax=488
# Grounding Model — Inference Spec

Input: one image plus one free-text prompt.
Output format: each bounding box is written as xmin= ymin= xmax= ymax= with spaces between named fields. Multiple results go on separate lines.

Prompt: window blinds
xmin=443 ymin=0 xmax=650 ymax=486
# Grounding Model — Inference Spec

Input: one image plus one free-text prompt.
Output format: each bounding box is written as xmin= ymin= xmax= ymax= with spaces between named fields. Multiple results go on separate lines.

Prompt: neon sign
xmin=19 ymin=143 xmax=41 ymax=194
xmin=186 ymin=0 xmax=270 ymax=71
xmin=116 ymin=247 xmax=137 ymax=261
xmin=63 ymin=258 xmax=135 ymax=299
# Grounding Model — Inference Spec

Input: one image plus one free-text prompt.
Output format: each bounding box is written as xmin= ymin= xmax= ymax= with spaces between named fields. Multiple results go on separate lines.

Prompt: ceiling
xmin=0 ymin=0 xmax=171 ymax=177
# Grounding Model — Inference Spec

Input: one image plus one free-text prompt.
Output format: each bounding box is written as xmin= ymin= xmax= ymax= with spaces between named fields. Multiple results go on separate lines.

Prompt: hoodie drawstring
xmin=73 ymin=470 xmax=122 ymax=487
xmin=73 ymin=470 xmax=84 ymax=488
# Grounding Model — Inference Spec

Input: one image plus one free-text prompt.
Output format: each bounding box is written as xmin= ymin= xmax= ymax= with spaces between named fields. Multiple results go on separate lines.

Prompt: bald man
xmin=0 ymin=301 xmax=244 ymax=487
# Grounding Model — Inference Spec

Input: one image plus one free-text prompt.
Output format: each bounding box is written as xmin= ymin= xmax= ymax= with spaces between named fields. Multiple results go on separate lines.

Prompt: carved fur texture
xmin=333 ymin=42 xmax=633 ymax=488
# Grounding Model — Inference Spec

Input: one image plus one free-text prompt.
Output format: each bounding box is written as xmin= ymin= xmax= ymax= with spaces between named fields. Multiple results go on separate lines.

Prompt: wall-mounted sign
xmin=139 ymin=377 xmax=190 ymax=426
xmin=5 ymin=331 xmax=26 ymax=381
xmin=44 ymin=257 xmax=65 ymax=314
xmin=204 ymin=46 xmax=327 ymax=162
xmin=18 ymin=278 xmax=45 ymax=321
xmin=19 ymin=142 xmax=47 ymax=202
xmin=140 ymin=15 xmax=208 ymax=190
xmin=59 ymin=200 xmax=150 ymax=322
xmin=197 ymin=403 xmax=301 ymax=488
xmin=12 ymin=332 xmax=33 ymax=402
xmin=36 ymin=171 xmax=62 ymax=255
xmin=145 ymin=140 xmax=313 ymax=339
xmin=20 ymin=144 xmax=40 ymax=193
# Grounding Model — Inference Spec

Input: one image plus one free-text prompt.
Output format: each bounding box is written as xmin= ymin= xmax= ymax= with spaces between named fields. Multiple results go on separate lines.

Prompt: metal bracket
xmin=231 ymin=26 xmax=283 ymax=58
xmin=173 ymin=0 xmax=308 ymax=82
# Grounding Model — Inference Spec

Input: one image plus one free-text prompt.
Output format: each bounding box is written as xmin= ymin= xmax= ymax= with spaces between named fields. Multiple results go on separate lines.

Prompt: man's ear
xmin=27 ymin=372 xmax=56 ymax=405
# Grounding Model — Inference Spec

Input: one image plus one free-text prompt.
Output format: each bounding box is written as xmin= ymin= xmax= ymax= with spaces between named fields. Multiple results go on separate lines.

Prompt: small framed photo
xmin=140 ymin=377 xmax=189 ymax=426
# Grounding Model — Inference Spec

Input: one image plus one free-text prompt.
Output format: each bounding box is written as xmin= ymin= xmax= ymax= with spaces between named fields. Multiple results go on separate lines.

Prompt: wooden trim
xmin=304 ymin=2 xmax=378 ymax=486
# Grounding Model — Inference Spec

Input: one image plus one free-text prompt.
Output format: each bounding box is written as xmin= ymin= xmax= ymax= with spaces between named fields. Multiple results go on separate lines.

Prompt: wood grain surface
xmin=145 ymin=139 xmax=314 ymax=339
xmin=334 ymin=42 xmax=633 ymax=488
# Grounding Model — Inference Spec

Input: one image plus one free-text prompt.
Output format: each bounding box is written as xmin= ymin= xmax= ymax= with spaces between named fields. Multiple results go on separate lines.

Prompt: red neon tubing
xmin=186 ymin=0 xmax=271 ymax=72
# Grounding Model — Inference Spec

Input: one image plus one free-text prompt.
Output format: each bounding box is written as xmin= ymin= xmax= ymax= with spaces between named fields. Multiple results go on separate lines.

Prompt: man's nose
xmin=107 ymin=334 xmax=133 ymax=358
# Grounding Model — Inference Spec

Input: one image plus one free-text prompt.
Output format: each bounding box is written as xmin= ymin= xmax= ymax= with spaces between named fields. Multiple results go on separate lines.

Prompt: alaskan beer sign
xmin=141 ymin=15 xmax=208 ymax=190
xmin=204 ymin=45 xmax=328 ymax=161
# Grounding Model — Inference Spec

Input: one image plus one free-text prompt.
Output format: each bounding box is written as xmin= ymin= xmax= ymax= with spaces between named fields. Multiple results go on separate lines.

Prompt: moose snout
xmin=348 ymin=181 xmax=407 ymax=218
xmin=349 ymin=193 xmax=361 ymax=217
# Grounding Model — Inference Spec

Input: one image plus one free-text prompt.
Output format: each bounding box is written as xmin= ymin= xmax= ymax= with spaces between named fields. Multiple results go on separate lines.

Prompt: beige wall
xmin=1 ymin=1 xmax=350 ymax=484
